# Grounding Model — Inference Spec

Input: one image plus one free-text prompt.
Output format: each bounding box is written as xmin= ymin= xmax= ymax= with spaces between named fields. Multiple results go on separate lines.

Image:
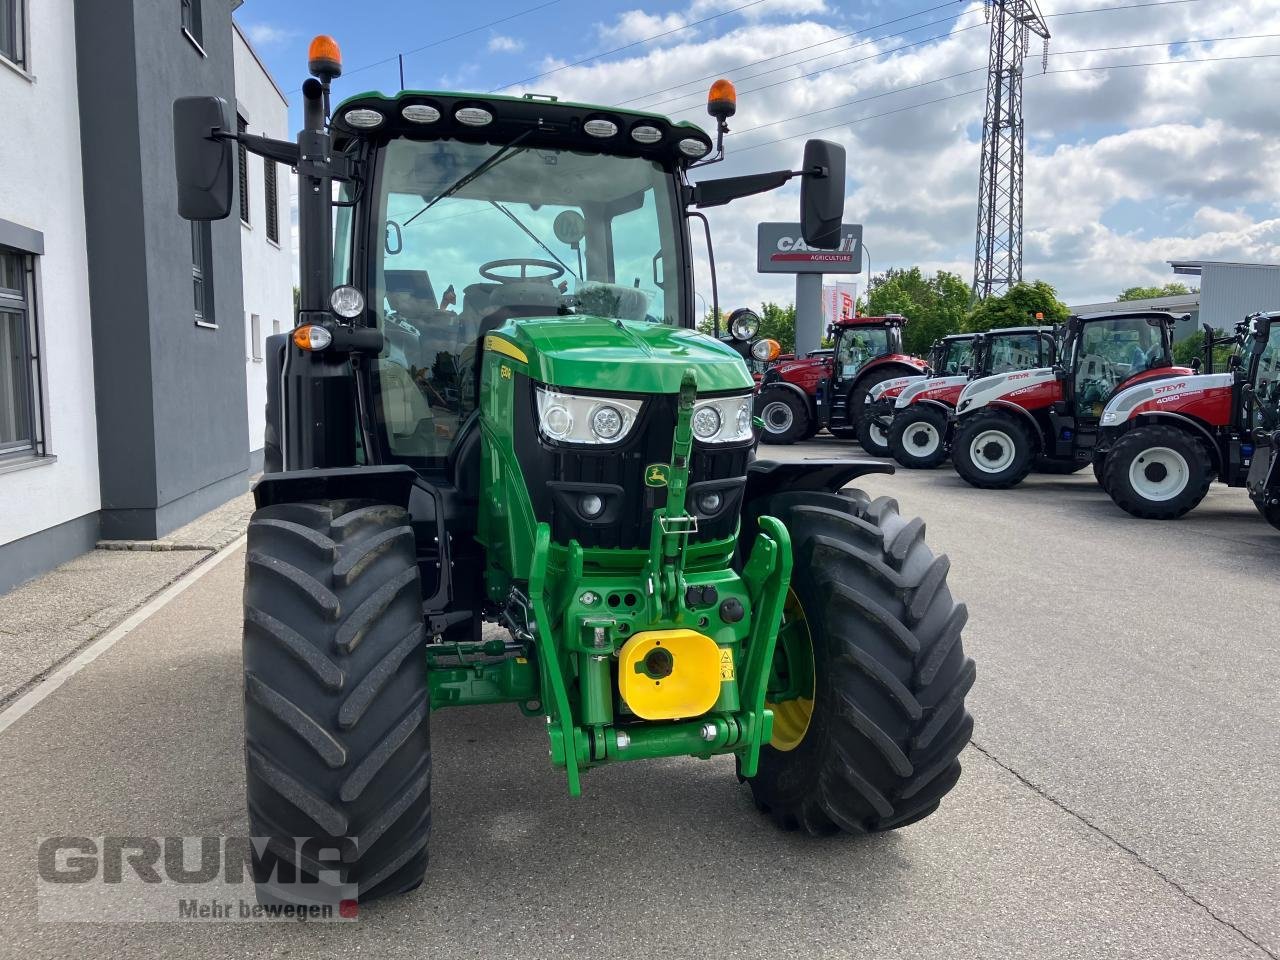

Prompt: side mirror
xmin=800 ymin=139 xmax=845 ymax=250
xmin=173 ymin=96 xmax=234 ymax=221
xmin=1190 ymin=357 xmax=1202 ymax=372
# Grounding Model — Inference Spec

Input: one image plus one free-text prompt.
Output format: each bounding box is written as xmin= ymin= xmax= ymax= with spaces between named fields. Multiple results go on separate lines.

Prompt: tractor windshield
xmin=364 ymin=137 xmax=686 ymax=465
xmin=836 ymin=327 xmax=893 ymax=378
xmin=987 ymin=332 xmax=1047 ymax=374
xmin=938 ymin=338 xmax=975 ymax=375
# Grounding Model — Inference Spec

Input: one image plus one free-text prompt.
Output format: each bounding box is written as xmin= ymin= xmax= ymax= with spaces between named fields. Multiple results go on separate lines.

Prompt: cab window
xmin=836 ymin=328 xmax=890 ymax=378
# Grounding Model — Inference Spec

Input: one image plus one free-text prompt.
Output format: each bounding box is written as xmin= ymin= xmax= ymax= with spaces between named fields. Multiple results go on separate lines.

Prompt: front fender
xmin=744 ymin=458 xmax=893 ymax=504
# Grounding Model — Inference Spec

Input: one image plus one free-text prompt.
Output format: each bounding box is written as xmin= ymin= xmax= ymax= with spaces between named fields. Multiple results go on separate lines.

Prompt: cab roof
xmin=331 ymin=89 xmax=714 ymax=165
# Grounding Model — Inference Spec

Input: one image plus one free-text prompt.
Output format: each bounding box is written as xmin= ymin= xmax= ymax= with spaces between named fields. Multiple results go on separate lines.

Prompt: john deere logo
xmin=645 ymin=463 xmax=670 ymax=487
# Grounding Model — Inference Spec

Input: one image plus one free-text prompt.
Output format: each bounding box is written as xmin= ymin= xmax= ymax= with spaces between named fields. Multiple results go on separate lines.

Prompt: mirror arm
xmin=214 ymin=130 xmax=301 ymax=167
xmin=687 ymin=168 xmax=806 ymax=209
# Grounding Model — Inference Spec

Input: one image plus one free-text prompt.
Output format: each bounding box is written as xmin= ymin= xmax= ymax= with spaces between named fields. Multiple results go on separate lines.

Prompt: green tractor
xmin=173 ymin=39 xmax=974 ymax=903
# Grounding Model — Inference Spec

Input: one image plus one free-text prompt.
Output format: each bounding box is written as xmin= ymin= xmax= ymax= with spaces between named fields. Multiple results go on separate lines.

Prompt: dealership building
xmin=1071 ymin=260 xmax=1280 ymax=341
xmin=0 ymin=0 xmax=291 ymax=594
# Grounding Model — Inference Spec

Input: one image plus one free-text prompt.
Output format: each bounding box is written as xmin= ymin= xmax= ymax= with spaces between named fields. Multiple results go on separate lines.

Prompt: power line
xmin=489 ymin=0 xmax=772 ymax=92
xmin=729 ymin=49 xmax=1280 ymax=154
xmin=286 ymin=0 xmax=564 ymax=93
xmin=646 ymin=16 xmax=986 ymax=112
xmin=615 ymin=0 xmax=968 ymax=105
xmin=728 ymin=30 xmax=1280 ymax=138
xmin=641 ymin=0 xmax=1210 ymax=116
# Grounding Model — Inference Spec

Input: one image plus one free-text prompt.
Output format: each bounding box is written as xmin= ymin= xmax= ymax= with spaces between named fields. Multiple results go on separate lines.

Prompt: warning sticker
xmin=719 ymin=648 xmax=735 ymax=681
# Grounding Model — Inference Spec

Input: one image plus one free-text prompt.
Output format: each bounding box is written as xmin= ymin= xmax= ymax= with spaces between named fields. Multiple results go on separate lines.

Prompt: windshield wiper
xmin=488 ymin=201 xmax=579 ymax=280
xmin=403 ymin=129 xmax=533 ymax=228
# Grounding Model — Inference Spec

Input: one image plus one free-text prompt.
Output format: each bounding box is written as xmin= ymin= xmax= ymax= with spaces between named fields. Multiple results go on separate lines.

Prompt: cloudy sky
xmin=239 ymin=0 xmax=1280 ymax=308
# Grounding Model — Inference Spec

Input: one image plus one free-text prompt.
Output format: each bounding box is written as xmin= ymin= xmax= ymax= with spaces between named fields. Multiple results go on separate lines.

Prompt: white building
xmin=0 ymin=4 xmax=294 ymax=595
xmin=0 ymin=0 xmax=101 ymax=591
xmin=233 ymin=21 xmax=293 ymax=472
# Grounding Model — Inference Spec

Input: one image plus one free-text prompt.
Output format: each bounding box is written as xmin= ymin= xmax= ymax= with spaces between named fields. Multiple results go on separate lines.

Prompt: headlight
xmin=728 ymin=308 xmax=760 ymax=342
xmin=1101 ymin=411 xmax=1118 ymax=426
xmin=692 ymin=394 xmax=753 ymax=444
xmin=751 ymin=338 xmax=781 ymax=362
xmin=535 ymin=387 xmax=642 ymax=445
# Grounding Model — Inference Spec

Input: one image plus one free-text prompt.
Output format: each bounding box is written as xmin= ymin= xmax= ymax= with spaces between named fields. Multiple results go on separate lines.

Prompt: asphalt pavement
xmin=1 ymin=440 xmax=1277 ymax=958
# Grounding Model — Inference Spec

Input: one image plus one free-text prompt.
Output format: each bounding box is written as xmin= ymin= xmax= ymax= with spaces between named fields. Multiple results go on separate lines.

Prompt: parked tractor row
xmin=752 ymin=307 xmax=1280 ymax=531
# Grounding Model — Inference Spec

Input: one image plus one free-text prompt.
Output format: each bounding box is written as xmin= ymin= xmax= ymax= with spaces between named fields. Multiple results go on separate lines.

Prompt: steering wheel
xmin=479 ymin=258 xmax=564 ymax=283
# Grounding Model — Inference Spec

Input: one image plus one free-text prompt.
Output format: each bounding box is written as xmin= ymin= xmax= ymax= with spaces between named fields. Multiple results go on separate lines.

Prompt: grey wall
xmin=75 ymin=0 xmax=249 ymax=540
xmin=1199 ymin=264 xmax=1280 ymax=334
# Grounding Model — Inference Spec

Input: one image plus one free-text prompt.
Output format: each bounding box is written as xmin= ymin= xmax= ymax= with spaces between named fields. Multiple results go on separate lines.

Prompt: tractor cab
xmin=974 ymin=326 xmax=1057 ymax=377
xmin=1061 ymin=312 xmax=1176 ymax=421
xmin=1242 ymin=314 xmax=1280 ymax=528
xmin=928 ymin=333 xmax=979 ymax=376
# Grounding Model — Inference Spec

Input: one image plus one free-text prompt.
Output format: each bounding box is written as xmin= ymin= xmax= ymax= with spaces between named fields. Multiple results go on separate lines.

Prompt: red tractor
xmin=857 ymin=332 xmax=980 ymax=456
xmin=887 ymin=326 xmax=1057 ymax=469
xmin=1094 ymin=311 xmax=1280 ymax=521
xmin=950 ymin=310 xmax=1193 ymax=488
xmin=754 ymin=314 xmax=928 ymax=444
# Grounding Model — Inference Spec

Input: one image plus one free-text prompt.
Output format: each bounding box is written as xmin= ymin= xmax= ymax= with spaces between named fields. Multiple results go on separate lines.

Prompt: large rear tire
xmin=952 ymin=411 xmax=1036 ymax=489
xmin=756 ymin=387 xmax=810 ymax=445
xmin=747 ymin=489 xmax=974 ymax=833
xmin=243 ymin=499 xmax=431 ymax=904
xmin=856 ymin=407 xmax=892 ymax=457
xmin=1103 ymin=425 xmax=1213 ymax=519
xmin=889 ymin=406 xmax=950 ymax=470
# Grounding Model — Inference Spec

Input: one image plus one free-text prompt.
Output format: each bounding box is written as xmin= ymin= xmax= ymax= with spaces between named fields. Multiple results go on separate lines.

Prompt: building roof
xmin=1069 ymin=292 xmax=1200 ymax=314
xmin=1170 ymin=260 xmax=1280 ymax=276
xmin=232 ymin=19 xmax=288 ymax=107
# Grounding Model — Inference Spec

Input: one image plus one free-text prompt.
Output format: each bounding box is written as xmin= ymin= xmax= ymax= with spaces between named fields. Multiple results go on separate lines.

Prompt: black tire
xmin=846 ymin=370 xmax=902 ymax=435
xmin=951 ymin=411 xmax=1036 ymax=489
xmin=889 ymin=406 xmax=950 ymax=469
xmin=1261 ymin=501 xmax=1280 ymax=532
xmin=1092 ymin=455 xmax=1108 ymax=492
xmin=1102 ymin=425 xmax=1213 ymax=520
xmin=856 ymin=407 xmax=893 ymax=457
xmin=756 ymin=387 xmax=811 ymax=445
xmin=747 ymin=489 xmax=974 ymax=834
xmin=800 ymin=420 xmax=821 ymax=441
xmin=243 ymin=499 xmax=431 ymax=904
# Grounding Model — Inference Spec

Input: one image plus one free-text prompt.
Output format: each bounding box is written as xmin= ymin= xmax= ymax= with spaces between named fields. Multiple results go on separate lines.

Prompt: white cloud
xmin=488 ymin=34 xmax=525 ymax=53
xmin=525 ymin=0 xmax=1280 ymax=305
xmin=244 ymin=23 xmax=296 ymax=47
xmin=597 ymin=10 xmax=690 ymax=45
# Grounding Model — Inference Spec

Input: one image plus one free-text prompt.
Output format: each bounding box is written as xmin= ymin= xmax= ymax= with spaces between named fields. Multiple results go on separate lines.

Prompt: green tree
xmin=865 ymin=267 xmax=972 ymax=355
xmin=1117 ymin=282 xmax=1196 ymax=302
xmin=964 ymin=280 xmax=1070 ymax=333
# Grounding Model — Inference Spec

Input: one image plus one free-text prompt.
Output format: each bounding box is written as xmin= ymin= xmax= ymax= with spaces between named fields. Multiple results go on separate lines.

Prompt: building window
xmin=0 ymin=248 xmax=42 ymax=459
xmin=237 ymin=115 xmax=250 ymax=225
xmin=264 ymin=159 xmax=279 ymax=244
xmin=192 ymin=221 xmax=214 ymax=326
xmin=272 ymin=318 xmax=281 ymax=336
xmin=0 ymin=0 xmax=26 ymax=69
xmin=250 ymin=313 xmax=262 ymax=361
xmin=180 ymin=0 xmax=202 ymax=46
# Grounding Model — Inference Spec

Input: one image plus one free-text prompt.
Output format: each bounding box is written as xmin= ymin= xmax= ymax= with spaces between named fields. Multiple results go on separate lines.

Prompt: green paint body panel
xmin=493 ymin=315 xmax=756 ymax=393
xmin=428 ymin=310 xmax=793 ymax=793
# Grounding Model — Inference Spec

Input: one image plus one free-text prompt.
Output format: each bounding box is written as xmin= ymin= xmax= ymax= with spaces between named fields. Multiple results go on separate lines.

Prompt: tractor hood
xmin=494 ymin=315 xmax=756 ymax=394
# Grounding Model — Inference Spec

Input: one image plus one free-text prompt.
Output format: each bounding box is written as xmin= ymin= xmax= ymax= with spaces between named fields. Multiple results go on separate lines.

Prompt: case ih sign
xmin=757 ymin=222 xmax=864 ymax=274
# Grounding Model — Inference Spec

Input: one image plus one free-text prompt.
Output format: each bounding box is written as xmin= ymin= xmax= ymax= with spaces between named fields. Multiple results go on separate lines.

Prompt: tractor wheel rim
xmin=970 ymin=429 xmax=1015 ymax=473
xmin=766 ymin=589 xmax=815 ymax=752
xmin=762 ymin=400 xmax=794 ymax=434
xmin=1129 ymin=446 xmax=1190 ymax=501
xmin=908 ymin=422 xmax=941 ymax=456
xmin=869 ymin=421 xmax=888 ymax=446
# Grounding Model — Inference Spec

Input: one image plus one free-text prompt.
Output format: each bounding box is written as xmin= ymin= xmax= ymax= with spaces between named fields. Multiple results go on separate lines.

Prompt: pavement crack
xmin=969 ymin=738 xmax=1278 ymax=960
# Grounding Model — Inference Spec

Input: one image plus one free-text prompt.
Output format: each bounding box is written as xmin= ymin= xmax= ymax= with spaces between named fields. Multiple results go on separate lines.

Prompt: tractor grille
xmin=513 ymin=376 xmax=751 ymax=550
